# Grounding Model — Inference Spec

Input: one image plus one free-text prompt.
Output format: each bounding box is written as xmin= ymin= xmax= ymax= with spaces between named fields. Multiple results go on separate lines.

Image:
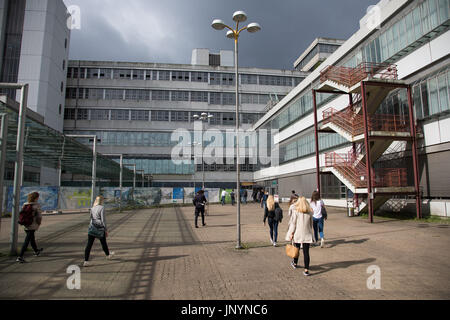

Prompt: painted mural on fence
xmin=6 ymin=187 xmax=59 ymax=213
xmin=172 ymin=188 xmax=184 ymax=204
xmin=100 ymin=187 xmax=133 ymax=208
xmin=59 ymin=187 xmax=93 ymax=210
xmin=133 ymin=188 xmax=162 ymax=206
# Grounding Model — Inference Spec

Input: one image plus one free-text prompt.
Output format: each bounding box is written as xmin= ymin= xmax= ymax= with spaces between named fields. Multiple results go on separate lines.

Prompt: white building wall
xmin=17 ymin=0 xmax=70 ymax=133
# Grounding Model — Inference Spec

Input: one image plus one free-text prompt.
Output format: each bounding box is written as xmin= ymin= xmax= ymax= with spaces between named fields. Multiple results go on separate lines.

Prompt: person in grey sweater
xmin=83 ymin=196 xmax=115 ymax=267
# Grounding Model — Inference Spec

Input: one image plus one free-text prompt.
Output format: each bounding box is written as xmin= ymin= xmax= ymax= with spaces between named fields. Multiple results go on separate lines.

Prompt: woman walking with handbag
xmin=83 ymin=196 xmax=115 ymax=267
xmin=310 ymin=191 xmax=327 ymax=248
xmin=286 ymin=197 xmax=315 ymax=276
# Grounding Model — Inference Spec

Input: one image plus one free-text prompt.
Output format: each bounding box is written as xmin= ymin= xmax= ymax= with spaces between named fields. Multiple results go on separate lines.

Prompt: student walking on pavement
xmin=83 ymin=196 xmax=115 ymax=267
xmin=261 ymin=191 xmax=269 ymax=209
xmin=286 ymin=197 xmax=315 ymax=276
xmin=263 ymin=195 xmax=283 ymax=247
xmin=193 ymin=190 xmax=207 ymax=228
xmin=310 ymin=191 xmax=327 ymax=248
xmin=230 ymin=190 xmax=236 ymax=206
xmin=16 ymin=192 xmax=44 ymax=263
xmin=221 ymin=189 xmax=227 ymax=206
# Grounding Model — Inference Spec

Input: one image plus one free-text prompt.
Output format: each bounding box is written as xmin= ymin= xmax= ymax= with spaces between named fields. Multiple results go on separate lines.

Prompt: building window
xmin=209 ymin=92 xmax=221 ymax=104
xmin=172 ymin=71 xmax=190 ymax=81
xmin=191 ymin=72 xmax=208 ymax=83
xmin=61 ymin=82 xmax=64 ymax=93
xmin=86 ymin=88 xmax=104 ymax=100
xmin=152 ymin=110 xmax=170 ymax=122
xmin=222 ymin=93 xmax=235 ymax=105
xmin=77 ymin=109 xmax=89 ymax=120
xmin=131 ymin=110 xmax=149 ymax=121
xmin=209 ymin=73 xmax=221 ymax=85
xmin=171 ymin=91 xmax=189 ymax=102
xmin=209 ymin=54 xmax=220 ymax=66
xmin=152 ymin=90 xmax=170 ymax=101
xmin=111 ymin=109 xmax=130 ymax=121
xmin=133 ymin=69 xmax=145 ymax=80
xmin=105 ymin=89 xmax=124 ymax=100
xmin=171 ymin=111 xmax=189 ymax=122
xmin=222 ymin=113 xmax=235 ymax=125
xmin=191 ymin=91 xmax=208 ymax=102
xmin=59 ymin=104 xmax=62 ymax=115
xmin=87 ymin=68 xmax=99 ymax=79
xmin=158 ymin=71 xmax=171 ymax=81
xmin=125 ymin=89 xmax=150 ymax=100
xmin=99 ymin=68 xmax=112 ymax=79
xmin=113 ymin=69 xmax=132 ymax=79
xmin=222 ymin=73 xmax=235 ymax=86
xmin=241 ymin=74 xmax=258 ymax=85
xmin=62 ymin=60 xmax=66 ymax=71
xmin=64 ymin=108 xmax=75 ymax=120
xmin=91 ymin=109 xmax=110 ymax=120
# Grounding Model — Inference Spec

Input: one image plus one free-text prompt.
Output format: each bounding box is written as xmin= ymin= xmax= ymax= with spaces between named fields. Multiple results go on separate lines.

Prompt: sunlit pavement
xmin=0 ymin=203 xmax=449 ymax=300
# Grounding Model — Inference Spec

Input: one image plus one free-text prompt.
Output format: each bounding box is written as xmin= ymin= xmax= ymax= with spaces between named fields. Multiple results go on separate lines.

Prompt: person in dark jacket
xmin=16 ymin=192 xmax=44 ymax=263
xmin=193 ymin=190 xmax=207 ymax=228
xmin=263 ymin=195 xmax=283 ymax=247
xmin=230 ymin=190 xmax=236 ymax=206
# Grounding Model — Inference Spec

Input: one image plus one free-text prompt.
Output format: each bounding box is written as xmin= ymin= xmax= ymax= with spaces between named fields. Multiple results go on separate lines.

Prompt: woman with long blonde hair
xmin=83 ymin=196 xmax=115 ymax=267
xmin=263 ymin=195 xmax=283 ymax=247
xmin=285 ymin=196 xmax=314 ymax=276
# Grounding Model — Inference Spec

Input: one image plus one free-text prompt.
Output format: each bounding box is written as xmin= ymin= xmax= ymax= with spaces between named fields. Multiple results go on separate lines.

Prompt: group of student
xmin=16 ymin=189 xmax=326 ymax=276
xmin=262 ymin=190 xmax=326 ymax=276
xmin=16 ymin=192 xmax=114 ymax=267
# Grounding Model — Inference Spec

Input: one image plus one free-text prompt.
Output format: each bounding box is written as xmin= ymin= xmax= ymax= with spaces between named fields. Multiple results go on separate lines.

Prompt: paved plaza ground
xmin=0 ymin=203 xmax=449 ymax=300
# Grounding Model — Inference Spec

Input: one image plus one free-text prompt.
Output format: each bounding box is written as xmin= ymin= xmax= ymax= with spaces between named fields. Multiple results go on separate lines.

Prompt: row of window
xmin=67 ymin=67 xmax=304 ymax=87
xmin=345 ymin=0 xmax=449 ymax=67
xmin=65 ymin=87 xmax=278 ymax=105
xmin=413 ymin=69 xmax=450 ymax=119
xmin=64 ymin=108 xmax=263 ymax=125
xmin=279 ymin=132 xmax=347 ymax=164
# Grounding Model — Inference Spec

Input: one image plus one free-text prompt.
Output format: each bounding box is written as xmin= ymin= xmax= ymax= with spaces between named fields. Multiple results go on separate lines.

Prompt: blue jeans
xmin=268 ymin=218 xmax=279 ymax=243
xmin=221 ymin=196 xmax=225 ymax=205
xmin=313 ymin=217 xmax=325 ymax=241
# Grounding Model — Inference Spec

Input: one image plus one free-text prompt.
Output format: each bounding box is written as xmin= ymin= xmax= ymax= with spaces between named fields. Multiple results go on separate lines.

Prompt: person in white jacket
xmin=286 ymin=197 xmax=315 ymax=276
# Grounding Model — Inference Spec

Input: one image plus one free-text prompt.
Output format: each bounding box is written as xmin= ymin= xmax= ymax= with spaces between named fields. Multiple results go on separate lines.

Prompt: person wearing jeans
xmin=263 ymin=195 xmax=282 ymax=247
xmin=83 ymin=196 xmax=114 ymax=267
xmin=310 ymin=191 xmax=326 ymax=248
xmin=17 ymin=192 xmax=43 ymax=263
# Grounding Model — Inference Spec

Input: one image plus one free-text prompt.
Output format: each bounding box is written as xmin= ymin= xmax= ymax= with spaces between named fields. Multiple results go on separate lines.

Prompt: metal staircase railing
xmin=323 ymin=105 xmax=410 ymax=137
xmin=320 ymin=62 xmax=398 ymax=88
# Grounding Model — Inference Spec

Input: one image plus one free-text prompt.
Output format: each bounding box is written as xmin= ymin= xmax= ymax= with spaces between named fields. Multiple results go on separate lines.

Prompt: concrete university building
xmin=253 ymin=0 xmax=450 ymax=217
xmin=63 ymin=50 xmax=307 ymax=188
xmin=0 ymin=0 xmax=71 ymax=185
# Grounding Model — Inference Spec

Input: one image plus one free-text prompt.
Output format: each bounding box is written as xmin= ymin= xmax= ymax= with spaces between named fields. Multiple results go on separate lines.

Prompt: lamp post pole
xmin=212 ymin=12 xmax=261 ymax=250
xmin=193 ymin=113 xmax=213 ymax=190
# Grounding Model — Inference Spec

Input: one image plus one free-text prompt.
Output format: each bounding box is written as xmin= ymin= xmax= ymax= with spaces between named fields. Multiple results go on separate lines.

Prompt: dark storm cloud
xmin=63 ymin=0 xmax=377 ymax=69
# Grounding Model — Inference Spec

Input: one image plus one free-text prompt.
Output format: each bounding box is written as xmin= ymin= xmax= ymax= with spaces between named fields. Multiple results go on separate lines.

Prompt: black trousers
xmin=293 ymin=243 xmax=310 ymax=270
xmin=84 ymin=235 xmax=110 ymax=261
xmin=19 ymin=230 xmax=38 ymax=258
xmin=195 ymin=208 xmax=205 ymax=226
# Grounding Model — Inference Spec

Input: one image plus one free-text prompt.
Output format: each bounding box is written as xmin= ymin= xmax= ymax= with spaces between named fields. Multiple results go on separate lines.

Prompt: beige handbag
xmin=286 ymin=241 xmax=299 ymax=259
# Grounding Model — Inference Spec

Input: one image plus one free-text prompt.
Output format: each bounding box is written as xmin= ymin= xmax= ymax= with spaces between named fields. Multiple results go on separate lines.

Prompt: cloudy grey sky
xmin=62 ymin=0 xmax=377 ymax=70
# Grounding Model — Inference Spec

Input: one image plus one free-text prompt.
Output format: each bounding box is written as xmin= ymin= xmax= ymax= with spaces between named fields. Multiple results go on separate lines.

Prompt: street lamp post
xmin=192 ymin=113 xmax=213 ymax=190
xmin=212 ymin=11 xmax=261 ymax=249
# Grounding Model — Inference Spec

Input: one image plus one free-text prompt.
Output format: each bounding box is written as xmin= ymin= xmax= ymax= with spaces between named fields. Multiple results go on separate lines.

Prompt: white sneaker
xmin=269 ymin=237 xmax=273 ymax=245
xmin=321 ymin=238 xmax=325 ymax=248
xmin=106 ymin=252 xmax=115 ymax=260
xmin=273 ymin=242 xmax=277 ymax=247
xmin=83 ymin=261 xmax=90 ymax=267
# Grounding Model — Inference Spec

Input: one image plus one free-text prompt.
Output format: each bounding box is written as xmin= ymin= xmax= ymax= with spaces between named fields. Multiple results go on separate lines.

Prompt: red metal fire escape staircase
xmin=312 ymin=62 xmax=422 ymax=222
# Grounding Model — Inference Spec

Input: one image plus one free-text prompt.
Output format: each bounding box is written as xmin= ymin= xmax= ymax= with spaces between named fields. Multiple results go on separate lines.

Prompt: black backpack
xmin=18 ymin=204 xmax=34 ymax=226
xmin=275 ymin=206 xmax=283 ymax=223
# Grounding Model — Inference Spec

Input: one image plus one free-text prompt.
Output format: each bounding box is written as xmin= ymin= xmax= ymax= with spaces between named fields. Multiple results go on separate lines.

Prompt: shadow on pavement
xmin=309 ymin=257 xmax=377 ymax=276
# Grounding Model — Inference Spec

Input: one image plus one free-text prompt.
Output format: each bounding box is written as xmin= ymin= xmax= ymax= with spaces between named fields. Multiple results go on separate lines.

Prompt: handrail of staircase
xmin=320 ymin=62 xmax=398 ymax=87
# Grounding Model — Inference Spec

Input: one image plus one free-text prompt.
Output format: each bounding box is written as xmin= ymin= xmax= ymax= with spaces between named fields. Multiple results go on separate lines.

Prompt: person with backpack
xmin=83 ymin=196 xmax=115 ymax=267
xmin=16 ymin=192 xmax=44 ymax=263
xmin=263 ymin=195 xmax=283 ymax=247
xmin=193 ymin=190 xmax=207 ymax=228
xmin=286 ymin=197 xmax=314 ymax=276
xmin=230 ymin=190 xmax=236 ymax=206
xmin=310 ymin=191 xmax=327 ymax=248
